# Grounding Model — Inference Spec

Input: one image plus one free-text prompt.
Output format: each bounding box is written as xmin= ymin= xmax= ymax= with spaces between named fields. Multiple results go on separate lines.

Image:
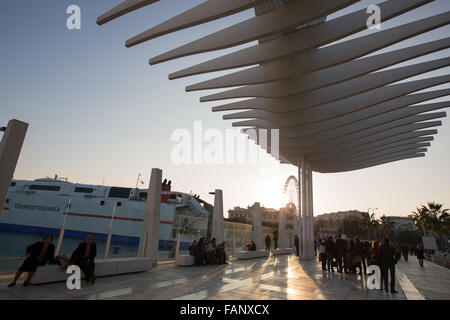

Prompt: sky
xmin=0 ymin=0 xmax=449 ymax=219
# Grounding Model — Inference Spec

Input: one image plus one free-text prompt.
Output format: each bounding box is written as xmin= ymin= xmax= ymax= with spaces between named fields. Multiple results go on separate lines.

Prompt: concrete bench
xmin=31 ymin=257 xmax=154 ymax=284
xmin=271 ymin=248 xmax=294 ymax=255
xmin=235 ymin=250 xmax=270 ymax=260
xmin=175 ymin=254 xmax=195 ymax=266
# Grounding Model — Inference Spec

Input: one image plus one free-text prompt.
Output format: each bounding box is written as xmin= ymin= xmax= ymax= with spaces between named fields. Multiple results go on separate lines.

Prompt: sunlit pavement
xmin=0 ymin=254 xmax=448 ymax=300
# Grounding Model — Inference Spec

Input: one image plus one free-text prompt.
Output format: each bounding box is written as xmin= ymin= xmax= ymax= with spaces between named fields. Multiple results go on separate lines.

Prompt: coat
xmin=71 ymin=242 xmax=97 ymax=264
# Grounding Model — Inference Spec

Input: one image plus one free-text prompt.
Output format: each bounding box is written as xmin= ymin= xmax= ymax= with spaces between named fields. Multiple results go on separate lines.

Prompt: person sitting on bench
xmin=188 ymin=240 xmax=201 ymax=265
xmin=8 ymin=234 xmax=55 ymax=287
xmin=246 ymin=240 xmax=256 ymax=251
xmin=70 ymin=235 xmax=97 ymax=284
xmin=217 ymin=241 xmax=228 ymax=264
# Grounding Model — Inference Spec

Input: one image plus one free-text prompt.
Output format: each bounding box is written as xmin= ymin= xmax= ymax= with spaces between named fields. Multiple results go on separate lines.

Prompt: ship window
xmin=100 ymin=201 xmax=105 ymax=206
xmin=170 ymin=194 xmax=176 ymax=200
xmin=108 ymin=187 xmax=131 ymax=199
xmin=74 ymin=187 xmax=94 ymax=194
xmin=10 ymin=182 xmax=16 ymax=187
xmin=29 ymin=185 xmax=61 ymax=191
xmin=5 ymin=199 xmax=9 ymax=203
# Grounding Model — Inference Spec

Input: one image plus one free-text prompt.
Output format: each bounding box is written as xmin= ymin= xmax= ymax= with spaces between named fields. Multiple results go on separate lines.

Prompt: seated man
xmin=8 ymin=234 xmax=55 ymax=287
xmin=207 ymin=238 xmax=218 ymax=264
xmin=217 ymin=241 xmax=228 ymax=264
xmin=247 ymin=240 xmax=257 ymax=251
xmin=71 ymin=235 xmax=97 ymax=284
xmin=188 ymin=240 xmax=201 ymax=265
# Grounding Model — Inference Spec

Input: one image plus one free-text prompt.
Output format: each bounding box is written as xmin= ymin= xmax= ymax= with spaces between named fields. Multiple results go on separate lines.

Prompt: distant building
xmin=318 ymin=226 xmax=338 ymax=239
xmin=228 ymin=205 xmax=280 ymax=224
xmin=389 ymin=216 xmax=416 ymax=231
xmin=315 ymin=210 xmax=366 ymax=223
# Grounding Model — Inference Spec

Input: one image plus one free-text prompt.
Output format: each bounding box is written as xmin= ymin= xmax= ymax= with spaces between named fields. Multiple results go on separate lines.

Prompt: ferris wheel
xmin=283 ymin=175 xmax=299 ymax=216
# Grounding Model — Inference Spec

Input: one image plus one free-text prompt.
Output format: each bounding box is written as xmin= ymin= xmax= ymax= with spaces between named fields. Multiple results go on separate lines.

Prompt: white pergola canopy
xmin=97 ymin=0 xmax=449 ymax=259
xmin=97 ymin=0 xmax=449 ymax=173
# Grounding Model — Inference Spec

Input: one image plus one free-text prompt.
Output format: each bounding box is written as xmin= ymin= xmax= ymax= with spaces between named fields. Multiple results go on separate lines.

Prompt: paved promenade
xmin=0 ymin=254 xmax=448 ymax=300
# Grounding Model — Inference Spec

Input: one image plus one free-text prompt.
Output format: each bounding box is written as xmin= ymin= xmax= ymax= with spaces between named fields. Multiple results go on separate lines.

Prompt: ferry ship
xmin=0 ymin=176 xmax=213 ymax=252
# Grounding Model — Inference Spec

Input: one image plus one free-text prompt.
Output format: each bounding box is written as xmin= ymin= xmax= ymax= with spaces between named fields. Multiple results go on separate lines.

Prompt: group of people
xmin=317 ymin=235 xmax=427 ymax=293
xmin=188 ymin=238 xmax=227 ymax=265
xmin=8 ymin=234 xmax=97 ymax=287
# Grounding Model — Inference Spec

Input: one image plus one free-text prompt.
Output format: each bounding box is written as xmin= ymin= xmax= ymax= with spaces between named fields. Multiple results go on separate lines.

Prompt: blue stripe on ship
xmin=0 ymin=223 xmax=191 ymax=250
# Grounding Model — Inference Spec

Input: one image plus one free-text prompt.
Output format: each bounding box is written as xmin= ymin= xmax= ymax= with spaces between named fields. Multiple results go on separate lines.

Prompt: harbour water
xmin=0 ymin=229 xmax=176 ymax=272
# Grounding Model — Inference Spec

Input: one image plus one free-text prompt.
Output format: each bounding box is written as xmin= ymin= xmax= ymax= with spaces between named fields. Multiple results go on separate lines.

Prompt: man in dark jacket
xmin=294 ymin=235 xmax=299 ymax=256
xmin=71 ymin=235 xmax=97 ymax=284
xmin=8 ymin=234 xmax=55 ymax=287
xmin=325 ymin=237 xmax=336 ymax=272
xmin=415 ymin=244 xmax=425 ymax=267
xmin=188 ymin=240 xmax=201 ymax=265
xmin=273 ymin=228 xmax=279 ymax=250
xmin=380 ymin=238 xmax=398 ymax=293
xmin=335 ymin=235 xmax=346 ymax=273
xmin=265 ymin=234 xmax=271 ymax=251
xmin=355 ymin=238 xmax=366 ymax=275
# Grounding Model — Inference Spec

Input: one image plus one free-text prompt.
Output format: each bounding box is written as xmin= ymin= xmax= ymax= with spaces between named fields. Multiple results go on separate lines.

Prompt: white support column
xmin=300 ymin=155 xmax=307 ymax=260
xmin=212 ymin=189 xmax=224 ymax=243
xmin=308 ymin=163 xmax=315 ymax=259
xmin=297 ymin=157 xmax=302 ymax=257
xmin=252 ymin=202 xmax=263 ymax=250
xmin=0 ymin=119 xmax=28 ymax=216
xmin=279 ymin=207 xmax=287 ymax=248
xmin=138 ymin=168 xmax=162 ymax=267
xmin=299 ymin=156 xmax=315 ymax=260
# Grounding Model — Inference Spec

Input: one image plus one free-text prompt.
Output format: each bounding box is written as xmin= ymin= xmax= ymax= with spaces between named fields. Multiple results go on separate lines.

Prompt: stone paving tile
xmin=396 ymin=259 xmax=450 ymax=300
xmin=1 ymin=254 xmax=447 ymax=300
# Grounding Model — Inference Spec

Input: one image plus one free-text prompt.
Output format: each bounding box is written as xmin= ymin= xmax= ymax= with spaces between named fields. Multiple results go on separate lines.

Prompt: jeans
xmin=381 ymin=264 xmax=396 ymax=291
xmin=326 ymin=253 xmax=334 ymax=271
xmin=360 ymin=256 xmax=368 ymax=274
xmin=336 ymin=254 xmax=344 ymax=272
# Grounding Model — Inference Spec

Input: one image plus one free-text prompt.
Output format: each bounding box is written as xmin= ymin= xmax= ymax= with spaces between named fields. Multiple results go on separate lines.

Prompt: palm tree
xmin=379 ymin=215 xmax=395 ymax=239
xmin=371 ymin=219 xmax=380 ymax=241
xmin=360 ymin=212 xmax=377 ymax=240
xmin=422 ymin=202 xmax=450 ymax=249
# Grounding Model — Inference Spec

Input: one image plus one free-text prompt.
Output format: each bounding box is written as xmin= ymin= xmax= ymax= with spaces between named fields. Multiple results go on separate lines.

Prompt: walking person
xmin=335 ymin=234 xmax=346 ymax=273
xmin=415 ymin=244 xmax=425 ymax=267
xmin=319 ymin=238 xmax=326 ymax=270
xmin=401 ymin=243 xmax=409 ymax=261
xmin=8 ymin=234 xmax=55 ymax=287
xmin=355 ymin=238 xmax=365 ymax=275
xmin=273 ymin=228 xmax=279 ymax=250
xmin=325 ymin=236 xmax=336 ymax=272
xmin=71 ymin=235 xmax=97 ymax=284
xmin=371 ymin=241 xmax=383 ymax=290
xmin=345 ymin=239 xmax=354 ymax=273
xmin=265 ymin=234 xmax=271 ymax=251
xmin=380 ymin=238 xmax=398 ymax=293
xmin=294 ymin=235 xmax=299 ymax=256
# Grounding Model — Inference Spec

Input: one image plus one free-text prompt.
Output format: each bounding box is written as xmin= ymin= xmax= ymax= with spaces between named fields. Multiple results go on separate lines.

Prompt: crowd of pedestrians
xmin=188 ymin=238 xmax=228 ymax=265
xmin=317 ymin=234 xmax=427 ymax=293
